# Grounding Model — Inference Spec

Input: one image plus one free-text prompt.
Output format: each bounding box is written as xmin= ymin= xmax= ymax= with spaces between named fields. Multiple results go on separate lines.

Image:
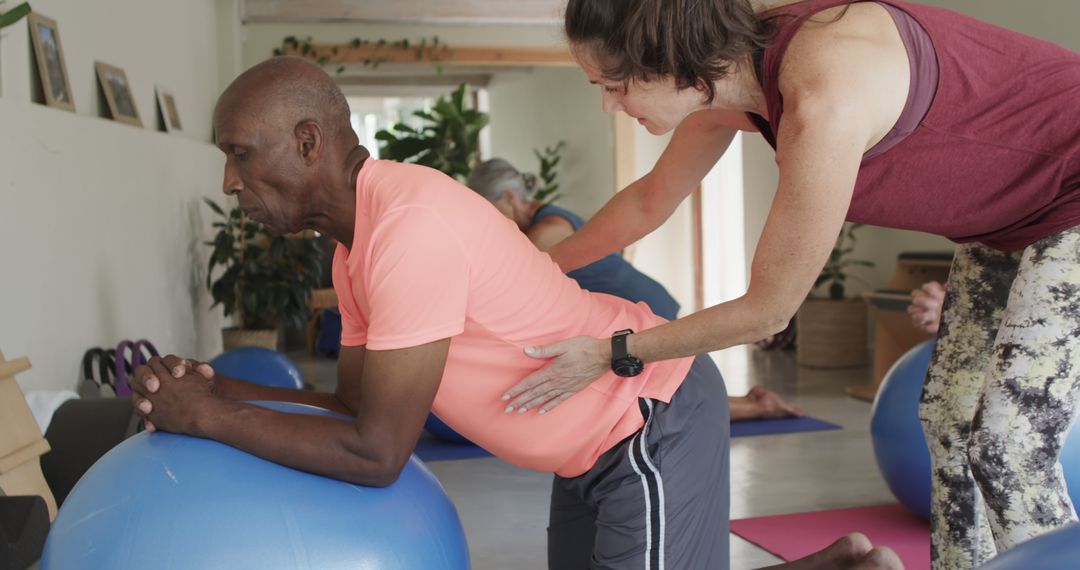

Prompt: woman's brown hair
xmin=565 ymin=0 xmax=772 ymax=102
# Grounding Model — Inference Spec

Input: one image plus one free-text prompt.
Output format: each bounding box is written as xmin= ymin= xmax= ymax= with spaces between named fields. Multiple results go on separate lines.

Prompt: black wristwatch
xmin=611 ymin=329 xmax=644 ymax=377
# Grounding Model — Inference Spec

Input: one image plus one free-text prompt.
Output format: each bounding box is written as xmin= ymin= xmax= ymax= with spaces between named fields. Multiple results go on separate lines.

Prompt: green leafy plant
xmin=374 ymin=83 xmax=489 ymax=181
xmin=203 ymin=198 xmax=323 ymax=331
xmin=532 ymin=141 xmax=566 ymax=204
xmin=813 ymin=223 xmax=875 ymax=300
xmin=0 ymin=3 xmax=31 ymax=30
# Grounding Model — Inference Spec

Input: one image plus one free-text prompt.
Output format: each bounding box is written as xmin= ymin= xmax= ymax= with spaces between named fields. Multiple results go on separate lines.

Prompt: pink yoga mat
xmin=731 ymin=503 xmax=930 ymax=570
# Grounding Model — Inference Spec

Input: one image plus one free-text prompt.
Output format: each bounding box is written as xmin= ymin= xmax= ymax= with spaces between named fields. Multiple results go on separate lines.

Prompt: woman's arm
xmin=626 ymin=99 xmax=865 ymax=362
xmin=505 ymin=99 xmax=867 ymax=413
xmin=506 ymin=37 xmax=891 ymax=412
xmin=546 ymin=110 xmax=741 ymax=272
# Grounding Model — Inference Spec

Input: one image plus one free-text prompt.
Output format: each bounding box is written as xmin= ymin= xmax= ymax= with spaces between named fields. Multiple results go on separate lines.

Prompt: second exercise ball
xmin=870 ymin=340 xmax=935 ymax=520
xmin=210 ymin=346 xmax=304 ymax=389
xmin=871 ymin=341 xmax=1080 ymax=521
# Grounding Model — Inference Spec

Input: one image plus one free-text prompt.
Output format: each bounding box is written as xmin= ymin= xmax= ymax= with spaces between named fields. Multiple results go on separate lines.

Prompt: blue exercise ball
xmin=870 ymin=340 xmax=936 ymax=520
xmin=210 ymin=347 xmax=304 ymax=389
xmin=977 ymin=523 xmax=1080 ymax=570
xmin=871 ymin=341 xmax=1080 ymax=521
xmin=42 ymin=401 xmax=470 ymax=569
xmin=425 ymin=413 xmax=472 ymax=445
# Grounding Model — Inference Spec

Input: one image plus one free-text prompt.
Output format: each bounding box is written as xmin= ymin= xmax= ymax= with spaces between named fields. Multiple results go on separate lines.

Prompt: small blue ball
xmin=210 ymin=347 xmax=304 ymax=389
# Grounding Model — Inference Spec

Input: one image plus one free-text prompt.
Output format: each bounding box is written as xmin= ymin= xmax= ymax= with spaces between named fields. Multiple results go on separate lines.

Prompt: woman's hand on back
xmin=501 ymin=336 xmax=610 ymax=414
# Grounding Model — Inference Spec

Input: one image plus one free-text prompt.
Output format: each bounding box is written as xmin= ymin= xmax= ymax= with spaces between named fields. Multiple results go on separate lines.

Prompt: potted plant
xmin=796 ymin=223 xmax=875 ymax=368
xmin=204 ymin=198 xmax=323 ymax=351
xmin=375 ymin=83 xmax=488 ymax=181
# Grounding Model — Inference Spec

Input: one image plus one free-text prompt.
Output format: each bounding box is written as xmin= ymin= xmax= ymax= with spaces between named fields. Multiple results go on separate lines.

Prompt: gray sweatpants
xmin=547 ymin=355 xmax=730 ymax=570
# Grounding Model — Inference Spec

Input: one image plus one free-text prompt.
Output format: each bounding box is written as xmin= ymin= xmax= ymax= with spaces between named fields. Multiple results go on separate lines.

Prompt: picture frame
xmin=94 ymin=62 xmax=142 ymax=127
xmin=155 ymin=85 xmax=183 ymax=133
xmin=27 ymin=13 xmax=75 ymax=112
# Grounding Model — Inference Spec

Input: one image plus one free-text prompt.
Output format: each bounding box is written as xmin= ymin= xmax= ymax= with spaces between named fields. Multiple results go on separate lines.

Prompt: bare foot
xmin=760 ymin=533 xmax=872 ymax=570
xmin=747 ymin=386 xmax=804 ymax=419
xmin=747 ymin=385 xmax=769 ymax=399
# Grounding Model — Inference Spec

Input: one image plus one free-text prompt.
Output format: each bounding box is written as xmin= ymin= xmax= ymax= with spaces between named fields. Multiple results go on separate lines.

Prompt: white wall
xmin=701 ymin=134 xmax=746 ymax=306
xmin=485 ymin=67 xmax=614 ymax=218
xmin=622 ymin=127 xmax=699 ymax=316
xmin=2 ymin=0 xmax=220 ymax=143
xmin=917 ymin=0 xmax=1080 ymax=50
xmin=0 ymin=0 xmax=228 ymax=392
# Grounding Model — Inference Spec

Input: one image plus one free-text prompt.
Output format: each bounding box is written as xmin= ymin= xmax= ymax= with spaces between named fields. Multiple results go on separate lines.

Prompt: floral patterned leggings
xmin=920 ymin=225 xmax=1080 ymax=569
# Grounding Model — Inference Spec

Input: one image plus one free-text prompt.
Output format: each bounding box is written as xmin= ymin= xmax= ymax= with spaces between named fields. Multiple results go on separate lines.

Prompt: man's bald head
xmin=214 ymin=57 xmax=364 ymax=237
xmin=215 ymin=56 xmax=355 ymax=145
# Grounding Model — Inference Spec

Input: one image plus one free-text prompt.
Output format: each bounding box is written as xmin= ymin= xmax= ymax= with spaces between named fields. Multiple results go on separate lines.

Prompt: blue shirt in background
xmin=532 ymin=204 xmax=681 ymax=321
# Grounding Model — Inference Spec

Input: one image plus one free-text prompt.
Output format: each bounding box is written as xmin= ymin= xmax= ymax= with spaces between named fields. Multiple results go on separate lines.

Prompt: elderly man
xmin=132 ymin=57 xmax=900 ymax=570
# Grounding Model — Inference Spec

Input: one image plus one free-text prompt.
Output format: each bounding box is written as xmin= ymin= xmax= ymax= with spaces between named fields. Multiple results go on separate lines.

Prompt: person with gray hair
xmin=468 ymin=158 xmax=802 ymax=421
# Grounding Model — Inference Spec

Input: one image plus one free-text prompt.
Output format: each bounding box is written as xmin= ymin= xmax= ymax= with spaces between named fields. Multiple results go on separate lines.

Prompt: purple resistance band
xmin=113 ymin=339 xmax=159 ymax=397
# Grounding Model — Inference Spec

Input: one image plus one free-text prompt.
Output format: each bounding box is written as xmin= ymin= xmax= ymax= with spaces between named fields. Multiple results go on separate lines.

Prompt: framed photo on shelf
xmin=155 ymin=85 xmax=183 ymax=133
xmin=95 ymin=62 xmax=142 ymax=127
xmin=27 ymin=13 xmax=75 ymax=112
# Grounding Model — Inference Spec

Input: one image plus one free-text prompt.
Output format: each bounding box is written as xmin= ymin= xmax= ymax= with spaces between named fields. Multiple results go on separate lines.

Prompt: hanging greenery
xmin=273 ymin=35 xmax=452 ymax=74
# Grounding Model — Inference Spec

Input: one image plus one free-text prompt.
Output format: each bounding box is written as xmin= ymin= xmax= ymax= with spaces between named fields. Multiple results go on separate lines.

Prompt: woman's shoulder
xmin=776 ymin=3 xmax=910 ymax=119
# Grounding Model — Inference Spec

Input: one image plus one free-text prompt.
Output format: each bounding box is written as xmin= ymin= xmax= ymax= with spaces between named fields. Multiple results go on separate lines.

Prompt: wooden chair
xmin=848 ymin=252 xmax=953 ymax=402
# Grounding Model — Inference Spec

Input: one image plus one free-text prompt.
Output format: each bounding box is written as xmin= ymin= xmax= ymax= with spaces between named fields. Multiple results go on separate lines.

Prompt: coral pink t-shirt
xmin=331 ymin=159 xmax=692 ymax=477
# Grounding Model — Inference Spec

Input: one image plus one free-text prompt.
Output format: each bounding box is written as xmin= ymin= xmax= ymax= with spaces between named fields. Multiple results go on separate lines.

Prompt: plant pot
xmin=221 ymin=327 xmax=279 ymax=352
xmin=796 ymin=297 xmax=868 ymax=368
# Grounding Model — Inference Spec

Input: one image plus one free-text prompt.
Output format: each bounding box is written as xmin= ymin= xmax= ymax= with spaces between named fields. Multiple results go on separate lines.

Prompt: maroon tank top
xmin=749 ymin=0 xmax=1080 ymax=251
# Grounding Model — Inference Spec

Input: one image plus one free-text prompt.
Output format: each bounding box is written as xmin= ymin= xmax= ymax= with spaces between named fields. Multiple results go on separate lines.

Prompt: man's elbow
xmin=339 ymin=449 xmax=409 ymax=488
xmin=359 ymin=467 xmax=402 ymax=488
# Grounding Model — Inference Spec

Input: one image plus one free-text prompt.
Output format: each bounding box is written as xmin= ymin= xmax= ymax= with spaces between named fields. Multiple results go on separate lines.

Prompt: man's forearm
xmin=213 ymin=375 xmax=353 ymax=416
xmin=197 ymin=399 xmax=400 ymax=486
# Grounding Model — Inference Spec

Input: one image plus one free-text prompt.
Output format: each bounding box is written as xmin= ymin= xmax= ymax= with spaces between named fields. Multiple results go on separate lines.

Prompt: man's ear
xmin=295 ymin=120 xmax=323 ymax=165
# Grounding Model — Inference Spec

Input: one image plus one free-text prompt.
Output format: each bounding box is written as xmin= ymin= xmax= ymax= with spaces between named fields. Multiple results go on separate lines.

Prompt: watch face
xmin=613 ymin=358 xmax=644 ymax=378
